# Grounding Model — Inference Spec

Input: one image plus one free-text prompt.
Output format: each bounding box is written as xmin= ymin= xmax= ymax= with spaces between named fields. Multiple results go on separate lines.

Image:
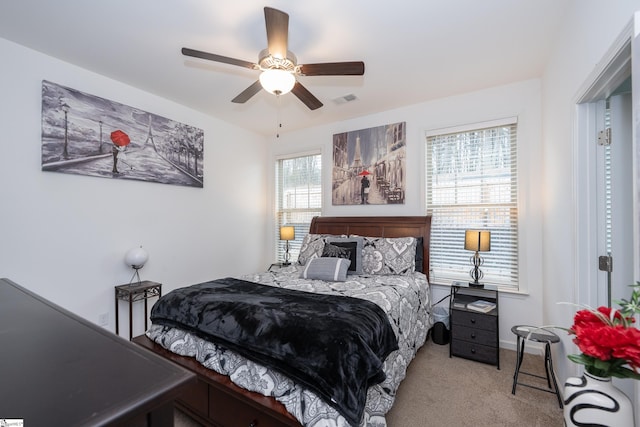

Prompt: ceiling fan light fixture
xmin=181 ymin=7 xmax=363 ymax=109
xmin=259 ymin=69 xmax=296 ymax=95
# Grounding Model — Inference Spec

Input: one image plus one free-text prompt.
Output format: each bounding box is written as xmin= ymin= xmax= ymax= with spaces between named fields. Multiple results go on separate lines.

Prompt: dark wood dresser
xmin=0 ymin=278 xmax=196 ymax=427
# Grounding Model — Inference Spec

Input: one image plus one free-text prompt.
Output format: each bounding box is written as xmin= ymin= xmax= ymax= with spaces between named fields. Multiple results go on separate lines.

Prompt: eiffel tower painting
xmin=41 ymin=80 xmax=204 ymax=188
xmin=331 ymin=122 xmax=406 ymax=205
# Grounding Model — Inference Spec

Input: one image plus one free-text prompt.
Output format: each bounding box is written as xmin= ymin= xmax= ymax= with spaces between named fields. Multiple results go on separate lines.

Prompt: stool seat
xmin=511 ymin=324 xmax=563 ymax=408
xmin=511 ymin=325 xmax=560 ymax=343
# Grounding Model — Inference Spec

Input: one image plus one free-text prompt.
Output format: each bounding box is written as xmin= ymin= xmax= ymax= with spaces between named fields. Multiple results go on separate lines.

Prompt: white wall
xmin=269 ymin=79 xmax=544 ymax=349
xmin=542 ymin=0 xmax=640 ymax=416
xmin=542 ymin=0 xmax=640 ymax=379
xmin=0 ymin=38 xmax=269 ymax=336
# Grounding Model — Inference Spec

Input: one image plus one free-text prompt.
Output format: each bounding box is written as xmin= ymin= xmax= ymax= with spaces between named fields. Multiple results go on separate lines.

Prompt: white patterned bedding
xmin=147 ymin=265 xmax=431 ymax=427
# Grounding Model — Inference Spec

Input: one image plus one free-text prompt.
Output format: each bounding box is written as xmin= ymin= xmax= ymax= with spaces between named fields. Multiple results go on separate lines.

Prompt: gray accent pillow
xmin=326 ymin=236 xmax=364 ymax=275
xmin=299 ymin=257 xmax=351 ymax=282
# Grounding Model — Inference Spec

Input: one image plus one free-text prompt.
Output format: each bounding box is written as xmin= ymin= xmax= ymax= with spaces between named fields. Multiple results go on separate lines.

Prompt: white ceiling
xmin=0 ymin=0 xmax=570 ymax=136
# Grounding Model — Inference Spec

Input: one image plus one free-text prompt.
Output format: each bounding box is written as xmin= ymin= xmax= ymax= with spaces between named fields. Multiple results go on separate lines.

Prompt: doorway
xmin=574 ymin=22 xmax=636 ymax=402
xmin=597 ymin=90 xmax=634 ymax=309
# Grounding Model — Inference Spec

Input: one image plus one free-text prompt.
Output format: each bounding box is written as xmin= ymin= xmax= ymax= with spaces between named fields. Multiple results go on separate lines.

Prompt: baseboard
xmin=500 ymin=339 xmax=545 ymax=356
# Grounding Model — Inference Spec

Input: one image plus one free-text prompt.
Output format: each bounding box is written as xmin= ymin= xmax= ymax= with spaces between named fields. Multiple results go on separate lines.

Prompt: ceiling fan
xmin=181 ymin=6 xmax=365 ymax=110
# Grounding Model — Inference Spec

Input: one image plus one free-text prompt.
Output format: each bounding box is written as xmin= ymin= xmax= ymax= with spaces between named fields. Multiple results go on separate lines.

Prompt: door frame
xmin=573 ymin=16 xmax=639 ymax=414
xmin=573 ymin=20 xmax=632 ymax=315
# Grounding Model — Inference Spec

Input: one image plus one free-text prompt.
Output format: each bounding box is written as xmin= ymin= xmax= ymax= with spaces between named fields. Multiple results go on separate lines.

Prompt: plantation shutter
xmin=425 ymin=119 xmax=519 ymax=289
xmin=275 ymin=152 xmax=322 ymax=263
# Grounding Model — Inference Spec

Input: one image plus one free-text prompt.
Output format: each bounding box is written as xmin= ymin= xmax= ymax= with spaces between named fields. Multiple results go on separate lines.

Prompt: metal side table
xmin=115 ymin=280 xmax=162 ymax=340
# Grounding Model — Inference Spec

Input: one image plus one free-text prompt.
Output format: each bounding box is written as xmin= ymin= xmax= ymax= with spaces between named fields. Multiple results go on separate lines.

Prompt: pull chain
xmin=276 ymin=93 xmax=282 ymax=138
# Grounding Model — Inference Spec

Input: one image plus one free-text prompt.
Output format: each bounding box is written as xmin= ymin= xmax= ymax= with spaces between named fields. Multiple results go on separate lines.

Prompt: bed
xmin=133 ymin=215 xmax=432 ymax=427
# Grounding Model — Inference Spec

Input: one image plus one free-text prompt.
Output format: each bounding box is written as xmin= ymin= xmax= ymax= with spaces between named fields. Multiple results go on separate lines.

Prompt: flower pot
xmin=563 ymin=372 xmax=635 ymax=426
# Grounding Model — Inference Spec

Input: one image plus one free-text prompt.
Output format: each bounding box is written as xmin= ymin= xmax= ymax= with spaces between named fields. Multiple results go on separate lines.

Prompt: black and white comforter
xmin=147 ymin=265 xmax=431 ymax=427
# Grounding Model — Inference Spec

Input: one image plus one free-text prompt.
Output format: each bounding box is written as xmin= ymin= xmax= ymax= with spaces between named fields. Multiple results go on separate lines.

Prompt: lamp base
xmin=280 ymin=261 xmax=291 ymax=266
xmin=468 ymin=252 xmax=484 ymax=288
xmin=129 ymin=267 xmax=143 ymax=286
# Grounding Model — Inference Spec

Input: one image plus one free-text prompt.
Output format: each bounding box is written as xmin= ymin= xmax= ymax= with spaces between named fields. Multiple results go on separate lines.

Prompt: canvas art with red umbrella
xmin=332 ymin=122 xmax=406 ymax=205
xmin=41 ymin=80 xmax=204 ymax=188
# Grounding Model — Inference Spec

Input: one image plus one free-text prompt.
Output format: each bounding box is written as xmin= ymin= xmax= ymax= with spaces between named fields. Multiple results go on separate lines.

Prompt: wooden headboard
xmin=308 ymin=216 xmax=432 ymax=280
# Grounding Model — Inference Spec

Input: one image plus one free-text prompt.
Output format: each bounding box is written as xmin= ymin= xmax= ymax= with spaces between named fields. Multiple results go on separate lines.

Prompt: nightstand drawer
xmin=451 ymin=310 xmax=497 ymax=331
xmin=451 ymin=340 xmax=498 ymax=365
xmin=451 ymin=324 xmax=497 ymax=347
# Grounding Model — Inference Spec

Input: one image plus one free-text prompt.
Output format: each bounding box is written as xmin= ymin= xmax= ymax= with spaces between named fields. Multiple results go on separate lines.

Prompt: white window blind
xmin=275 ymin=153 xmax=322 ymax=263
xmin=425 ymin=121 xmax=519 ymax=289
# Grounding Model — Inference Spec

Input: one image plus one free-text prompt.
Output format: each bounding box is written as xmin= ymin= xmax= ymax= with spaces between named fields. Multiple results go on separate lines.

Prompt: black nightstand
xmin=268 ymin=262 xmax=291 ymax=271
xmin=115 ymin=280 xmax=162 ymax=340
xmin=449 ymin=283 xmax=500 ymax=369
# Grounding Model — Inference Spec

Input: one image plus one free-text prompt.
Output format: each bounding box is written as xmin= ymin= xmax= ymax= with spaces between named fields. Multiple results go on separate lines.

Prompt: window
xmin=275 ymin=152 xmax=322 ymax=263
xmin=425 ymin=119 xmax=519 ymax=289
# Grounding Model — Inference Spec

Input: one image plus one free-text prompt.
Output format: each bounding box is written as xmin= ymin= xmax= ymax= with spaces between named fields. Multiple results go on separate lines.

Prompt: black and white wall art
xmin=41 ymin=80 xmax=204 ymax=188
xmin=332 ymin=121 xmax=406 ymax=205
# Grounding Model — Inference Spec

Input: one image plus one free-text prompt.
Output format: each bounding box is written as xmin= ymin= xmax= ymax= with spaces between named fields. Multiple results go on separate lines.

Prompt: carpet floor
xmin=385 ymin=341 xmax=564 ymax=426
xmin=174 ymin=339 xmax=565 ymax=426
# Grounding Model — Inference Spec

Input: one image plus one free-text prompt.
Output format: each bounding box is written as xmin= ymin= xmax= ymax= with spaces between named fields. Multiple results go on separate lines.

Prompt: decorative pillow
xmin=326 ymin=237 xmax=363 ymax=275
xmin=322 ymin=243 xmax=353 ymax=260
xmin=297 ymin=234 xmax=330 ymax=265
xmin=361 ymin=236 xmax=417 ymax=275
xmin=415 ymin=237 xmax=424 ymax=273
xmin=299 ymin=257 xmax=351 ymax=282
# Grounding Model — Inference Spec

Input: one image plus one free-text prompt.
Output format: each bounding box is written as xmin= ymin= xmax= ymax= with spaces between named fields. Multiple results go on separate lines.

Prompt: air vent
xmin=333 ymin=94 xmax=358 ymax=105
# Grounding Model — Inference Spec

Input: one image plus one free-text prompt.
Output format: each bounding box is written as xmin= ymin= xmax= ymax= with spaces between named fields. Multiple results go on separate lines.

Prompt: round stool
xmin=510 ymin=325 xmax=562 ymax=408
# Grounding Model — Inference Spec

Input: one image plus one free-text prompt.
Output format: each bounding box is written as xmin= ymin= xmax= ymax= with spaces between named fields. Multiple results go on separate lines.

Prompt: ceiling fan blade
xmin=182 ymin=47 xmax=256 ymax=70
xmin=264 ymin=7 xmax=289 ymax=59
xmin=298 ymin=61 xmax=365 ymax=76
xmin=231 ymin=80 xmax=263 ymax=104
xmin=291 ymin=82 xmax=323 ymax=110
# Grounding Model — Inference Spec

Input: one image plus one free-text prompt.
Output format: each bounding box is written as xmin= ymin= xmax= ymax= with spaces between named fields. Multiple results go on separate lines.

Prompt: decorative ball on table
xmin=125 ymin=245 xmax=148 ymax=285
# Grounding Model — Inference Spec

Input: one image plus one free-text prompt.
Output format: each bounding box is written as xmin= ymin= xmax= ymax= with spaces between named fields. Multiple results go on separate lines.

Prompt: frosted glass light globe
xmin=125 ymin=246 xmax=148 ymax=269
xmin=259 ymin=69 xmax=295 ymax=95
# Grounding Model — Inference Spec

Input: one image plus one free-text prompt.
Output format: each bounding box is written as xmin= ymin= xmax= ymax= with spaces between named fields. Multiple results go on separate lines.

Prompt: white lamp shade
xmin=259 ymin=69 xmax=296 ymax=95
xmin=125 ymin=246 xmax=148 ymax=269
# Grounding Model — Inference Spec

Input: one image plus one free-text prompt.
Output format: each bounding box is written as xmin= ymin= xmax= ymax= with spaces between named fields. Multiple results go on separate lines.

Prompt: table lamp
xmin=125 ymin=245 xmax=148 ymax=285
xmin=280 ymin=226 xmax=295 ymax=266
xmin=464 ymin=230 xmax=491 ymax=287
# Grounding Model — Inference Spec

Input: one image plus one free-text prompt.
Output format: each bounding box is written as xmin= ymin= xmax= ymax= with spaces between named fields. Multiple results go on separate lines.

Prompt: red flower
xmin=611 ymin=328 xmax=640 ymax=369
xmin=573 ymin=324 xmax=626 ymax=361
xmin=565 ymin=284 xmax=640 ymax=379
